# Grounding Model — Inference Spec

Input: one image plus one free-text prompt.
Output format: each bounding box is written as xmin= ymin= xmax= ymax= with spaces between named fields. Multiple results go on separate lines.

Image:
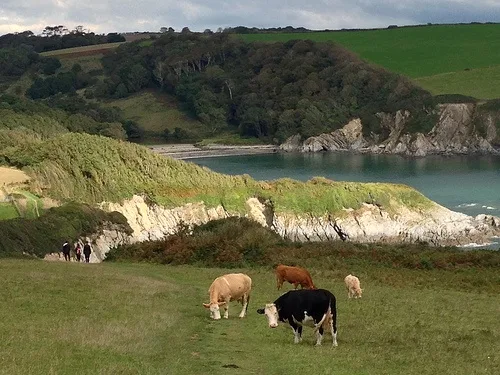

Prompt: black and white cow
xmin=257 ymin=289 xmax=338 ymax=346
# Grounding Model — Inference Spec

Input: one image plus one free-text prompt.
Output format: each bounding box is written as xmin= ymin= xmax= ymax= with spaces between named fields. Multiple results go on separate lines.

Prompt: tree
xmin=41 ymin=25 xmax=68 ymax=37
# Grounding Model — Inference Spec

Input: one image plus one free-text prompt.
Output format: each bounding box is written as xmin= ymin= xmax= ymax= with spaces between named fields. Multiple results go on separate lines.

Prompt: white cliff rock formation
xmin=280 ymin=103 xmax=500 ymax=156
xmin=59 ymin=195 xmax=500 ymax=262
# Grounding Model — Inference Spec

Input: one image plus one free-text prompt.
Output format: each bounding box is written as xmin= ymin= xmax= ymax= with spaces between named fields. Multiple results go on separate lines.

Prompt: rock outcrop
xmin=69 ymin=195 xmax=500 ymax=262
xmin=280 ymin=103 xmax=500 ymax=156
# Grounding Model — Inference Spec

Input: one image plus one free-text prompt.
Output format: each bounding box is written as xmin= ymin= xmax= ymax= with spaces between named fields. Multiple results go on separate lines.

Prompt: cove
xmin=191 ymin=152 xmax=500 ymax=219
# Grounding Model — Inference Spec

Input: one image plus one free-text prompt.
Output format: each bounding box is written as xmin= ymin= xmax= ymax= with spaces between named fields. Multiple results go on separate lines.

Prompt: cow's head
xmin=257 ymin=303 xmax=279 ymax=328
xmin=203 ymin=302 xmax=226 ymax=320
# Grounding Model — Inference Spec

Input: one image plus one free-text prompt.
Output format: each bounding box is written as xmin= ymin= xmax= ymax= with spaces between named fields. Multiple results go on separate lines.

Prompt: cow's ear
xmin=217 ymin=302 xmax=226 ymax=306
xmin=203 ymin=303 xmax=210 ymax=308
xmin=257 ymin=308 xmax=265 ymax=314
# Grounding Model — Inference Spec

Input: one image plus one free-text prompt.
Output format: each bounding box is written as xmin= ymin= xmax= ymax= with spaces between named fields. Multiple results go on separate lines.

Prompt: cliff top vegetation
xmin=0 ymin=132 xmax=433 ymax=215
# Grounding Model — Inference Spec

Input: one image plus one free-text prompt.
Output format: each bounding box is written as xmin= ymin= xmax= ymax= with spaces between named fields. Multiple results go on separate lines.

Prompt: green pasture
xmin=415 ymin=65 xmax=500 ymax=100
xmin=104 ymin=91 xmax=207 ymax=142
xmin=0 ymin=259 xmax=498 ymax=374
xmin=240 ymin=24 xmax=500 ymax=99
xmin=0 ymin=190 xmax=42 ymax=221
xmin=40 ymin=42 xmax=125 ymax=57
xmin=0 ymin=202 xmax=18 ymax=220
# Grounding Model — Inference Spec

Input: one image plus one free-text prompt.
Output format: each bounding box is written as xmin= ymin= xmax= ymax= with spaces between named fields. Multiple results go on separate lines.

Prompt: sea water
xmin=191 ymin=152 xmax=500 ymax=249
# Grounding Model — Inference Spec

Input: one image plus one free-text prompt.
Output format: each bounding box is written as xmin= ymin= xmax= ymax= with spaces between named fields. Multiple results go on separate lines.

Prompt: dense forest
xmin=0 ymin=26 xmax=125 ymax=53
xmin=94 ymin=33 xmax=435 ymax=141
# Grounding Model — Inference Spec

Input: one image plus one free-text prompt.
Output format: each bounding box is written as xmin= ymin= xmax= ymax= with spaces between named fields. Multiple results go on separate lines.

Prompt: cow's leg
xmin=276 ymin=275 xmax=283 ymax=290
xmin=297 ymin=326 xmax=303 ymax=342
xmin=315 ymin=325 xmax=324 ymax=346
xmin=293 ymin=282 xmax=299 ymax=289
xmin=239 ymin=294 xmax=249 ymax=318
xmin=330 ymin=310 xmax=338 ymax=347
xmin=223 ymin=299 xmax=229 ymax=319
xmin=288 ymin=319 xmax=301 ymax=344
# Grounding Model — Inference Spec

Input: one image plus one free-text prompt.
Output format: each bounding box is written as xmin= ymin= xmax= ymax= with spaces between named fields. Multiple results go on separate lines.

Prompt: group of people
xmin=61 ymin=240 xmax=92 ymax=263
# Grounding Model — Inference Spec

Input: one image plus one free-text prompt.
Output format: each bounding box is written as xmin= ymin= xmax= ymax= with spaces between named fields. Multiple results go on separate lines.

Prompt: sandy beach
xmin=148 ymin=143 xmax=279 ymax=159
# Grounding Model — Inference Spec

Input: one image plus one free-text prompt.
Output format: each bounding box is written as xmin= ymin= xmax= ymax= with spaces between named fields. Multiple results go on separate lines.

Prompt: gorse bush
xmin=106 ymin=217 xmax=500 ymax=270
xmin=0 ymin=202 xmax=131 ymax=258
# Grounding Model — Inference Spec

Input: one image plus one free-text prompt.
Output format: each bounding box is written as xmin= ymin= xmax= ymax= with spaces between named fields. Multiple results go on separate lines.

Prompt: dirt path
xmin=0 ymin=167 xmax=30 ymax=186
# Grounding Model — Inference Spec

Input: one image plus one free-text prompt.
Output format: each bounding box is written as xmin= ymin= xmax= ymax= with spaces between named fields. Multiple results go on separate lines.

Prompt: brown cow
xmin=203 ymin=273 xmax=252 ymax=320
xmin=275 ymin=264 xmax=316 ymax=290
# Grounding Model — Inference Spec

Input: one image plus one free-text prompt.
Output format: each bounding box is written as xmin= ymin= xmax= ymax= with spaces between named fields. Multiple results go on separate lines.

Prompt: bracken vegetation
xmin=106 ymin=217 xmax=500 ymax=273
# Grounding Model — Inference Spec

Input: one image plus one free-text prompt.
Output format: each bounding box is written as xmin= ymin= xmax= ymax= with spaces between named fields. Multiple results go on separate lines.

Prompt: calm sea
xmin=191 ymin=152 xmax=500 ymax=248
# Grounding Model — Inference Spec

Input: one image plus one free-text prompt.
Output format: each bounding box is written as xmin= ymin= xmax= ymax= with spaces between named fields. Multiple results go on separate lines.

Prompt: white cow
xmin=344 ymin=274 xmax=363 ymax=299
xmin=203 ymin=273 xmax=252 ymax=320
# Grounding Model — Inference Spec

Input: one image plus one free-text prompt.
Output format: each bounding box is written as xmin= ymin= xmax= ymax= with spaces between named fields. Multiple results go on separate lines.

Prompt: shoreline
xmin=148 ymin=143 xmax=279 ymax=159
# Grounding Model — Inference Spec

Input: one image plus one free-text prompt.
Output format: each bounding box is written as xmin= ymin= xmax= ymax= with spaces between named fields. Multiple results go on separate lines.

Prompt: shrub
xmin=106 ymin=217 xmax=285 ymax=267
xmin=0 ymin=202 xmax=131 ymax=258
xmin=105 ymin=217 xmax=500 ymax=269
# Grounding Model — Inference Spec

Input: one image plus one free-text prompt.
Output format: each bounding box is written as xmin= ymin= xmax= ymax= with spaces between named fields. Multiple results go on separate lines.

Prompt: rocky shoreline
xmin=280 ymin=104 xmax=500 ymax=157
xmin=149 ymin=143 xmax=278 ymax=159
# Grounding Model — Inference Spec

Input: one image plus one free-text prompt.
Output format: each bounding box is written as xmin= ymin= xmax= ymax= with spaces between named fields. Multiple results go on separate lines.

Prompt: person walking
xmin=62 ymin=240 xmax=71 ymax=261
xmin=83 ymin=241 xmax=92 ymax=263
xmin=75 ymin=242 xmax=82 ymax=262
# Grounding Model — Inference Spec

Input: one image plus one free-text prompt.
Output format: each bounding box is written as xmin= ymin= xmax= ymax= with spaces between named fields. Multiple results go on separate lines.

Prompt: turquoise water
xmin=191 ymin=152 xmax=500 ymax=220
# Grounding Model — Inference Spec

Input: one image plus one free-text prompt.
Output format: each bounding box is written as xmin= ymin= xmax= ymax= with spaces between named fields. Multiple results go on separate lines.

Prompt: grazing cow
xmin=275 ymin=264 xmax=316 ymax=290
xmin=344 ymin=274 xmax=362 ymax=299
xmin=257 ymin=289 xmax=338 ymax=346
xmin=203 ymin=273 xmax=252 ymax=320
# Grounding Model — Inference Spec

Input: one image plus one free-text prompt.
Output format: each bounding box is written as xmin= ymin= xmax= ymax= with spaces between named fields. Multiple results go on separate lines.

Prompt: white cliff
xmin=68 ymin=195 xmax=500 ymax=262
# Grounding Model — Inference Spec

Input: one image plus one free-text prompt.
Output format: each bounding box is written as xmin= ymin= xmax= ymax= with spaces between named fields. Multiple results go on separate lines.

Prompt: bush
xmin=105 ymin=217 xmax=500 ymax=269
xmin=106 ymin=217 xmax=285 ymax=267
xmin=0 ymin=202 xmax=131 ymax=258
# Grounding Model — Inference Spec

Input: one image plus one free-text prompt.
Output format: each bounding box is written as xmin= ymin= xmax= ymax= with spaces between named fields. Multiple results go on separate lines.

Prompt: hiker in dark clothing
xmin=83 ymin=241 xmax=92 ymax=263
xmin=62 ymin=241 xmax=71 ymax=261
xmin=75 ymin=242 xmax=82 ymax=262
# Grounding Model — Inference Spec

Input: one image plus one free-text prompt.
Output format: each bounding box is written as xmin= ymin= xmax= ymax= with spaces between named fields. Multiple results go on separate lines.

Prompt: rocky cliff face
xmin=280 ymin=103 xmax=500 ymax=156
xmin=65 ymin=195 xmax=500 ymax=262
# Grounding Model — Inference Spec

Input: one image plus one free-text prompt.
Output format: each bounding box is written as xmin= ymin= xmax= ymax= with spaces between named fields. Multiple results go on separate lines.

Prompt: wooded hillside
xmin=96 ymin=33 xmax=435 ymax=141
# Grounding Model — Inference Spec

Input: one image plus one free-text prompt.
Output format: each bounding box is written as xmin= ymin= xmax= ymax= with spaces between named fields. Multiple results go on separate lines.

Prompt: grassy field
xmin=104 ymin=90 xmax=208 ymax=143
xmin=240 ymin=24 xmax=500 ymax=99
xmin=40 ymin=43 xmax=124 ymax=58
xmin=414 ymin=65 xmax=500 ymax=100
xmin=0 ymin=259 xmax=498 ymax=374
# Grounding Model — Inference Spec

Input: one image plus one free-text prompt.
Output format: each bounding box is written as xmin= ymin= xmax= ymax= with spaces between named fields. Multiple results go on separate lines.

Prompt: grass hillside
xmin=104 ymin=90 xmax=208 ymax=143
xmin=40 ymin=42 xmax=124 ymax=58
xmin=240 ymin=24 xmax=500 ymax=99
xmin=1 ymin=259 xmax=498 ymax=374
xmin=0 ymin=132 xmax=432 ymax=214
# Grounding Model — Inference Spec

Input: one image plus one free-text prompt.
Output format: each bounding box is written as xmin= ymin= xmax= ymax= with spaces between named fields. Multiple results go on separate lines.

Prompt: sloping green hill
xmin=0 ymin=132 xmax=432 ymax=214
xmin=240 ymin=24 xmax=500 ymax=99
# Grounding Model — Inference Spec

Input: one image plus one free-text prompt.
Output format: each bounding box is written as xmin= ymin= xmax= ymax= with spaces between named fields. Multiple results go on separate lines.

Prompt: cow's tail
xmin=314 ymin=305 xmax=332 ymax=333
